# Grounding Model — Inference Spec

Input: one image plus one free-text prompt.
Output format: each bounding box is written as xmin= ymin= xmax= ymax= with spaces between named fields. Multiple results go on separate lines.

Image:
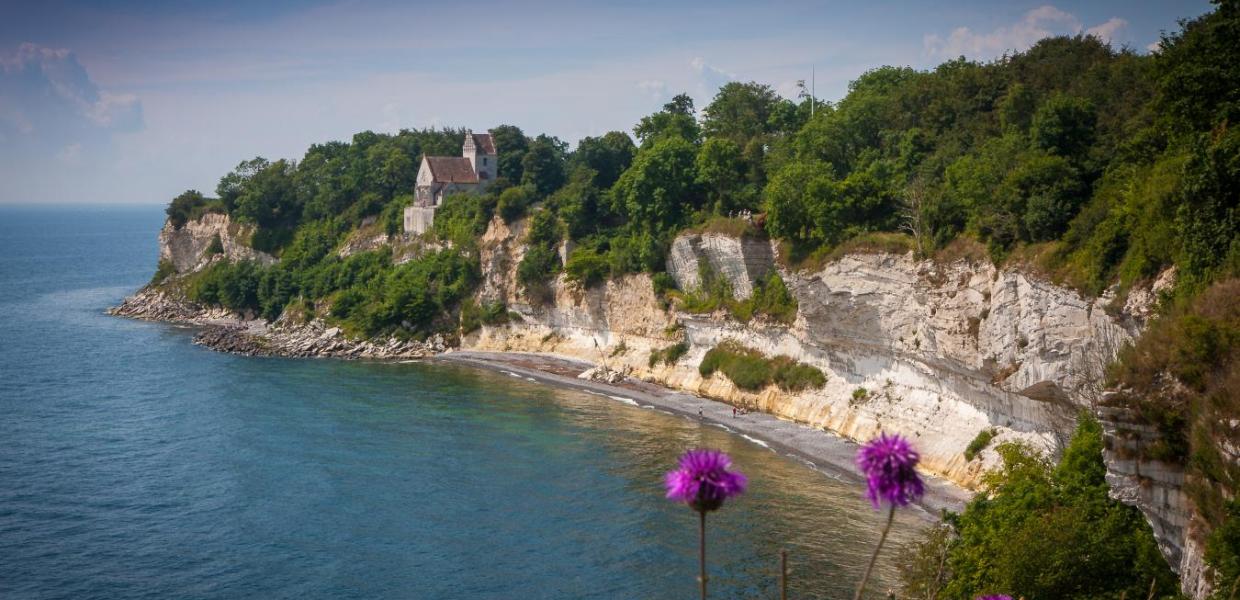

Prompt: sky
xmin=0 ymin=0 xmax=1214 ymax=205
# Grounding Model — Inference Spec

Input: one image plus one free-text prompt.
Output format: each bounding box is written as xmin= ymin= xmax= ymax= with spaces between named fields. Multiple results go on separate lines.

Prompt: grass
xmin=698 ymin=340 xmax=825 ymax=392
xmin=648 ymin=341 xmax=689 ymax=367
xmin=964 ymin=428 xmax=997 ymax=461
xmin=683 ymin=215 xmax=765 ymax=238
xmin=150 ymin=259 xmax=176 ymax=285
xmin=677 ymin=267 xmax=798 ymax=325
xmin=779 ymin=232 xmax=917 ymax=273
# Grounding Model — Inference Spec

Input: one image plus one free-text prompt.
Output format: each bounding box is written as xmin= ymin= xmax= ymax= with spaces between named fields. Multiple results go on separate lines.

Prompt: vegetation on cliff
xmin=163 ymin=1 xmax=1230 ymax=337
xmin=153 ymin=2 xmax=1239 ymax=590
xmin=901 ymin=416 xmax=1178 ymax=599
xmin=698 ymin=341 xmax=826 ymax=393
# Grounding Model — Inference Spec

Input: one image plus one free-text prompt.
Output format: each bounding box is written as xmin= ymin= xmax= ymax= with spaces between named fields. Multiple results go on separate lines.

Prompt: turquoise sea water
xmin=0 ymin=205 xmax=924 ymax=599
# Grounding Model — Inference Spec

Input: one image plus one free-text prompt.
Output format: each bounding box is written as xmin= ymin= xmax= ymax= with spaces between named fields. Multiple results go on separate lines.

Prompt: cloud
xmin=636 ymin=79 xmax=668 ymax=99
xmin=0 ymin=43 xmax=144 ymax=141
xmin=56 ymin=142 xmax=82 ymax=164
xmin=689 ymin=57 xmax=736 ymax=104
xmin=1085 ymin=17 xmax=1128 ymax=45
xmin=924 ymin=6 xmax=1128 ymax=59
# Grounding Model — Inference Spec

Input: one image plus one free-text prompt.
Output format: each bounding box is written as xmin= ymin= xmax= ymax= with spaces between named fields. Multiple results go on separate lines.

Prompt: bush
xmin=648 ymin=341 xmax=689 ymax=367
xmin=188 ymin=260 xmax=263 ymax=314
xmin=498 ymin=185 xmax=534 ymax=223
xmin=434 ymin=192 xmax=497 ymax=247
xmin=964 ymin=428 xmax=997 ymax=461
xmin=165 ymin=189 xmax=224 ymax=229
xmin=769 ymin=357 xmax=827 ymax=392
xmin=699 ymin=341 xmax=825 ymax=392
xmin=205 ymin=233 xmax=224 ymax=256
xmin=460 ymin=299 xmax=510 ymax=334
xmin=565 ymin=247 xmax=610 ymax=288
xmin=901 ymin=416 xmax=1179 ymax=600
xmin=150 ymin=259 xmax=176 ymax=285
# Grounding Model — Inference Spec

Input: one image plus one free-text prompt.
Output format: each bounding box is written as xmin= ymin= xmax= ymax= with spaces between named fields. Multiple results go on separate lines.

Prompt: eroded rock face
xmin=468 ymin=223 xmax=1161 ymax=492
xmin=666 ymin=232 xmax=774 ymax=299
xmin=1100 ymin=399 xmax=1207 ymax=598
xmin=159 ymin=213 xmax=276 ymax=273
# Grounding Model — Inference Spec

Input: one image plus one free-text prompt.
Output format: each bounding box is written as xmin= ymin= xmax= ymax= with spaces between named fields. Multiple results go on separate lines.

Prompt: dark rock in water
xmin=193 ymin=326 xmax=276 ymax=357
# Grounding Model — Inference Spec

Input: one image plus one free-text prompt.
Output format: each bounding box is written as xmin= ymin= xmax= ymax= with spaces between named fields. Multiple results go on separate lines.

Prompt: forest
xmin=161 ymin=2 xmax=1239 ymax=596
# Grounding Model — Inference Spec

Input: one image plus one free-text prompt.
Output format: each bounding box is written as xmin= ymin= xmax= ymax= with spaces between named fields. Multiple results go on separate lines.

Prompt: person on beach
xmin=732 ymin=407 xmax=736 ymax=418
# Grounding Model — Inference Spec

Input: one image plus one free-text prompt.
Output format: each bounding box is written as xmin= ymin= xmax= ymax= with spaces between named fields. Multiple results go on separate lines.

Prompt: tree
xmin=369 ymin=144 xmax=415 ymax=197
xmin=521 ymin=134 xmax=568 ymax=197
xmin=571 ymin=131 xmax=635 ymax=188
xmin=612 ymin=137 xmax=700 ymax=232
xmin=232 ymin=159 xmax=300 ymax=230
xmin=764 ymin=160 xmax=827 ymax=246
xmin=634 ymin=93 xmax=701 ymax=146
xmin=910 ymin=415 xmax=1180 ymax=600
xmin=490 ymin=124 xmax=530 ymax=182
xmin=498 ymin=185 xmax=535 ymax=223
xmin=1031 ymin=93 xmax=1096 ymax=159
xmin=217 ymin=157 xmax=271 ymax=213
xmin=998 ymin=83 xmax=1037 ymax=133
xmin=553 ymin=167 xmax=605 ymax=240
xmin=898 ymin=177 xmax=930 ymax=256
xmin=166 ymin=190 xmax=208 ymax=228
xmin=695 ymin=138 xmax=746 ymax=214
xmin=1011 ymin=152 xmax=1084 ymax=242
xmin=1155 ymin=2 xmax=1240 ymax=132
xmin=702 ymin=81 xmax=779 ymax=143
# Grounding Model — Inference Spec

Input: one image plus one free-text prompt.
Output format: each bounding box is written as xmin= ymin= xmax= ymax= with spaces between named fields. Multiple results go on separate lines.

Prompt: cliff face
xmin=159 ymin=213 xmax=276 ymax=273
xmin=1101 ymin=400 xmax=1209 ymax=599
xmin=464 ymin=218 xmax=1162 ymax=490
xmin=134 ymin=212 xmax=1202 ymax=593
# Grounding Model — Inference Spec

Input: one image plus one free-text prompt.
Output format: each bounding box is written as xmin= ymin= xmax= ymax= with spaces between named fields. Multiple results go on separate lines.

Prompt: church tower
xmin=462 ymin=130 xmax=498 ymax=189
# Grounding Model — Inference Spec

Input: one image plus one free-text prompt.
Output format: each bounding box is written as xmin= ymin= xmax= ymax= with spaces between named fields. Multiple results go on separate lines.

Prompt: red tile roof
xmin=424 ymin=157 xmax=479 ymax=183
xmin=472 ymin=133 xmax=496 ymax=155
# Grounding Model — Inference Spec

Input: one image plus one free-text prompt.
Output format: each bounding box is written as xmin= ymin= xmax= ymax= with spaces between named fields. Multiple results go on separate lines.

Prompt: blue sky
xmin=0 ymin=0 xmax=1213 ymax=204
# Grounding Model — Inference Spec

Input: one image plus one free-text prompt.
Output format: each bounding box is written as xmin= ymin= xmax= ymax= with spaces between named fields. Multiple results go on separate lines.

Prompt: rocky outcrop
xmin=193 ymin=322 xmax=444 ymax=359
xmin=160 ymin=213 xmax=276 ymax=273
xmin=109 ymin=286 xmax=235 ymax=322
xmin=466 ymin=219 xmax=1163 ymax=490
xmin=1100 ymin=399 xmax=1209 ymax=598
xmin=667 ymin=231 xmax=774 ymax=299
xmin=111 ymin=285 xmax=442 ymax=360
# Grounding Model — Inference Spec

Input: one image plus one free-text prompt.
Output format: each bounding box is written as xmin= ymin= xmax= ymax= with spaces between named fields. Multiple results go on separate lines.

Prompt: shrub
xmin=565 ymin=247 xmax=610 ymax=288
xmin=964 ymin=428 xmax=997 ymax=461
xmin=165 ymin=189 xmax=224 ymax=228
xmin=150 ymin=259 xmax=176 ymax=285
xmin=205 ymin=233 xmax=224 ymax=256
xmin=699 ymin=341 xmax=824 ymax=392
xmin=498 ymin=185 xmax=534 ymax=223
xmin=901 ymin=416 xmax=1179 ymax=600
xmin=770 ymin=357 xmax=827 ymax=392
xmin=433 ymin=192 xmax=497 ymax=247
xmin=517 ymin=245 xmax=560 ymax=303
xmin=648 ymin=341 xmax=689 ymax=367
xmin=852 ymin=387 xmax=868 ymax=401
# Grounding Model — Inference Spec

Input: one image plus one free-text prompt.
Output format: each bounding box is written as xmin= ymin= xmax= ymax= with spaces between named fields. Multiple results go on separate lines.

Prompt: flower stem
xmin=698 ymin=510 xmax=708 ymax=600
xmin=854 ymin=505 xmax=895 ymax=600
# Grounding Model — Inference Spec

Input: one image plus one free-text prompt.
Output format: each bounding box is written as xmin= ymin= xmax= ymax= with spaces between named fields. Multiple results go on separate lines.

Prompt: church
xmin=403 ymin=131 xmax=498 ymax=235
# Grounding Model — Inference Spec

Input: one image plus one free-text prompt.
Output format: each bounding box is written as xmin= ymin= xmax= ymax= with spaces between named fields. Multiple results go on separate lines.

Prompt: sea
xmin=0 ymin=205 xmax=925 ymax=599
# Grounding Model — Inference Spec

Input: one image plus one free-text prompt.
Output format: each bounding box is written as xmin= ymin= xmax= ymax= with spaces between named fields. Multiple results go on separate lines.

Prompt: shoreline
xmin=435 ymin=350 xmax=971 ymax=517
xmin=109 ymin=288 xmax=972 ymax=515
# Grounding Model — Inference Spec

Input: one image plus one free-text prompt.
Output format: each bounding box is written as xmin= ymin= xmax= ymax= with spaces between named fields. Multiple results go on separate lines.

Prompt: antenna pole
xmin=811 ymin=65 xmax=816 ymax=118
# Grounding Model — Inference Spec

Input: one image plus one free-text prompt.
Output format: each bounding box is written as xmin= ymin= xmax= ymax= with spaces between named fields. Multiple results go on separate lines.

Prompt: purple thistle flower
xmin=665 ymin=449 xmax=747 ymax=512
xmin=856 ymin=432 xmax=925 ymax=509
